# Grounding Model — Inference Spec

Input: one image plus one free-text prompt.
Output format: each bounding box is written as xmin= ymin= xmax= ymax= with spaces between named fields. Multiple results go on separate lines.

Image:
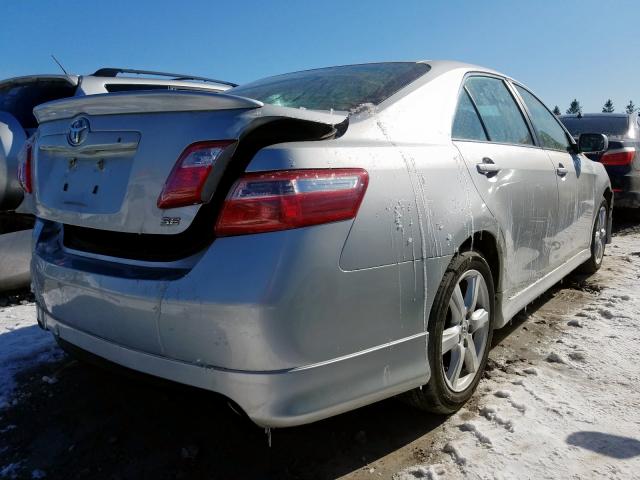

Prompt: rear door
xmin=513 ymin=84 xmax=594 ymax=258
xmin=452 ymin=75 xmax=559 ymax=296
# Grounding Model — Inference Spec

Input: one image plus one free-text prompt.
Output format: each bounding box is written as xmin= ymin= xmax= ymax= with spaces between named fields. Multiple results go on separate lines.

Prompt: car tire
xmin=404 ymin=251 xmax=495 ymax=414
xmin=580 ymin=198 xmax=608 ymax=274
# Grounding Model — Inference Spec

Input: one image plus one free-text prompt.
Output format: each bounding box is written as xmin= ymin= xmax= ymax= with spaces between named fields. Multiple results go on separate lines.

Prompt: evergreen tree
xmin=566 ymin=99 xmax=582 ymax=115
xmin=626 ymin=100 xmax=636 ymax=114
xmin=602 ymin=99 xmax=615 ymax=113
xmin=552 ymin=106 xmax=561 ymax=116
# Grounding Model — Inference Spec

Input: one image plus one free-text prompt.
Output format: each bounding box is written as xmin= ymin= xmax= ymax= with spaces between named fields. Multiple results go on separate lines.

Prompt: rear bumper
xmin=32 ymin=219 xmax=435 ymax=427
xmin=38 ymin=306 xmax=427 ymax=427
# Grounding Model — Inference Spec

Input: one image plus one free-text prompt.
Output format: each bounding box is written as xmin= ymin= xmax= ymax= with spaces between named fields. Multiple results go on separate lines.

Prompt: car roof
xmin=279 ymin=60 xmax=503 ymax=76
xmin=421 ymin=59 xmax=500 ymax=74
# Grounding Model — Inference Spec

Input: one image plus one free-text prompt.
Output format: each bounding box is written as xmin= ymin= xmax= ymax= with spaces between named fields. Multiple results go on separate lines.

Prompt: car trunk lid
xmin=32 ymin=91 xmax=346 ymax=237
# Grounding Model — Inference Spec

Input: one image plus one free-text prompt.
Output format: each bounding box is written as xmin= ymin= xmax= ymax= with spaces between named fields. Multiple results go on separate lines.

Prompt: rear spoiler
xmin=33 ymin=90 xmax=348 ymax=127
xmin=34 ymin=91 xmax=264 ymax=123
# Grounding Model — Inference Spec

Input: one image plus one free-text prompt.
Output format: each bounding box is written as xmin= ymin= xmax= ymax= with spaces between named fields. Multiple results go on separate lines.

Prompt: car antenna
xmin=50 ymin=54 xmax=69 ymax=75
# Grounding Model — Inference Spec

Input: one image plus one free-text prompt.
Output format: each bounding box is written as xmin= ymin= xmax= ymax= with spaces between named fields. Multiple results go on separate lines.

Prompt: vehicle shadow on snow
xmin=567 ymin=431 xmax=640 ymax=459
xmin=0 ymin=352 xmax=446 ymax=480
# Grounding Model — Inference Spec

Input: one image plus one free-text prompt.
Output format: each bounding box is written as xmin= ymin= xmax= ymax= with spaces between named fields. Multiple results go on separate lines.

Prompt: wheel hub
xmin=461 ymin=321 xmax=469 ymax=335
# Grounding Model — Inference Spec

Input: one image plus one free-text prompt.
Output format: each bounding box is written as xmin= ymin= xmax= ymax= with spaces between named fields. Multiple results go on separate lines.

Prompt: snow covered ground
xmin=0 ymin=299 xmax=62 ymax=410
xmin=394 ymin=231 xmax=640 ymax=479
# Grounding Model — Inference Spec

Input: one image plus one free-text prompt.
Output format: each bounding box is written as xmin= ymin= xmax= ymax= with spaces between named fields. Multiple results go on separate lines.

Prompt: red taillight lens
xmin=215 ymin=168 xmax=369 ymax=236
xmin=157 ymin=140 xmax=235 ymax=209
xmin=600 ymin=148 xmax=636 ymax=166
xmin=17 ymin=139 xmax=34 ymax=194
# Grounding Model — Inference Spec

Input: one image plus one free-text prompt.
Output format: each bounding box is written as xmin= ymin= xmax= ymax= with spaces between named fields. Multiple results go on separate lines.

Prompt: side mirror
xmin=578 ymin=133 xmax=609 ymax=154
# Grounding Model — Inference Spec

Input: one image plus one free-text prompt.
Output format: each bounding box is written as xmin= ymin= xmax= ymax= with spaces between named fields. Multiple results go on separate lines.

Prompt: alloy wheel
xmin=441 ymin=269 xmax=491 ymax=392
xmin=593 ymin=205 xmax=607 ymax=265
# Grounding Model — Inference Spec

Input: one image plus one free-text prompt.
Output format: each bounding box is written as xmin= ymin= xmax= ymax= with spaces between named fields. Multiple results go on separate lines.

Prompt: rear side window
xmin=515 ymin=85 xmax=570 ymax=151
xmin=452 ymin=89 xmax=488 ymax=141
xmin=465 ymin=77 xmax=533 ymax=146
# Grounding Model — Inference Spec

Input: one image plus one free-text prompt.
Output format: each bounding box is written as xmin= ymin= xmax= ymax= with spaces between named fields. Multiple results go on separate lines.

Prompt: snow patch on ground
xmin=0 ymin=303 xmax=61 ymax=409
xmin=397 ymin=233 xmax=640 ymax=478
xmin=393 ymin=462 xmax=461 ymax=479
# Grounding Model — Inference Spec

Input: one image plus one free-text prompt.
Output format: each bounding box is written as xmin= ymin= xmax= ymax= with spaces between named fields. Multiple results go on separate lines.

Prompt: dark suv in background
xmin=560 ymin=113 xmax=640 ymax=208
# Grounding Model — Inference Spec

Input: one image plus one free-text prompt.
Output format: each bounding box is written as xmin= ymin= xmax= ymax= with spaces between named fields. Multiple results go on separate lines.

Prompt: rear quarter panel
xmin=242 ymin=66 xmax=502 ymax=366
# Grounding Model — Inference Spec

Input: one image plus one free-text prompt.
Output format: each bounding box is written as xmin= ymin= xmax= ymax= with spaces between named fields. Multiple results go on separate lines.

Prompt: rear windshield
xmin=0 ymin=79 xmax=76 ymax=129
xmin=560 ymin=116 xmax=630 ymax=137
xmin=229 ymin=62 xmax=430 ymax=112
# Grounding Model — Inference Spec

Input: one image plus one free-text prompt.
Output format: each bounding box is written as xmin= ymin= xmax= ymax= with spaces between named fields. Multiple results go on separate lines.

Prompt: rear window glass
xmin=560 ymin=116 xmax=630 ymax=137
xmin=0 ymin=80 xmax=76 ymax=129
xmin=228 ymin=62 xmax=430 ymax=112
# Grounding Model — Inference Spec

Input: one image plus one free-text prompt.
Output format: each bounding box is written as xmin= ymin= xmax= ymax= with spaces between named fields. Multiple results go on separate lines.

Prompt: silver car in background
xmin=26 ymin=61 xmax=611 ymax=427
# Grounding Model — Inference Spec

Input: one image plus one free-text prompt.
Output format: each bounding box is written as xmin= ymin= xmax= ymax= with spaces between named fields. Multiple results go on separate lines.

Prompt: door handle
xmin=476 ymin=157 xmax=501 ymax=176
xmin=556 ymin=164 xmax=568 ymax=177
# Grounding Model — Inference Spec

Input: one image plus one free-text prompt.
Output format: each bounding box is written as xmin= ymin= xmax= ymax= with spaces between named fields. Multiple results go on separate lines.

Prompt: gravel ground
xmin=0 ymin=210 xmax=638 ymax=480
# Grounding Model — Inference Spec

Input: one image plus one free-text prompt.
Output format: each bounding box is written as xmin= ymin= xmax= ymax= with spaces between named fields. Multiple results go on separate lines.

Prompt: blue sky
xmin=3 ymin=0 xmax=639 ymax=113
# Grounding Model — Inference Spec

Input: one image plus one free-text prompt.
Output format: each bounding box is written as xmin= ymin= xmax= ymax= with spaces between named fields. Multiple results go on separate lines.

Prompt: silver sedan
xmin=26 ymin=61 xmax=611 ymax=427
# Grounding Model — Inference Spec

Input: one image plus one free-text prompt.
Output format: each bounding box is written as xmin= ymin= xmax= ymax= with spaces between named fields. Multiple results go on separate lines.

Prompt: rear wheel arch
xmin=580 ymin=196 xmax=609 ymax=274
xmin=458 ymin=230 xmax=502 ymax=294
xmin=603 ymin=187 xmax=612 ymax=209
xmin=404 ymin=249 xmax=496 ymax=413
xmin=603 ymin=188 xmax=613 ymax=241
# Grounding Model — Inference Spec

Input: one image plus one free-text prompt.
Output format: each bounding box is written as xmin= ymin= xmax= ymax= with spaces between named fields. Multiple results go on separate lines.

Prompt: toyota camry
xmin=23 ymin=61 xmax=612 ymax=427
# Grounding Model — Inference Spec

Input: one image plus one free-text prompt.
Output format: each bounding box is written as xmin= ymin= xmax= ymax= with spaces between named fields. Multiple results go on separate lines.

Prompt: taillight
xmin=157 ymin=140 xmax=235 ymax=209
xmin=600 ymin=148 xmax=636 ymax=166
xmin=215 ymin=168 xmax=369 ymax=236
xmin=17 ymin=139 xmax=34 ymax=194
